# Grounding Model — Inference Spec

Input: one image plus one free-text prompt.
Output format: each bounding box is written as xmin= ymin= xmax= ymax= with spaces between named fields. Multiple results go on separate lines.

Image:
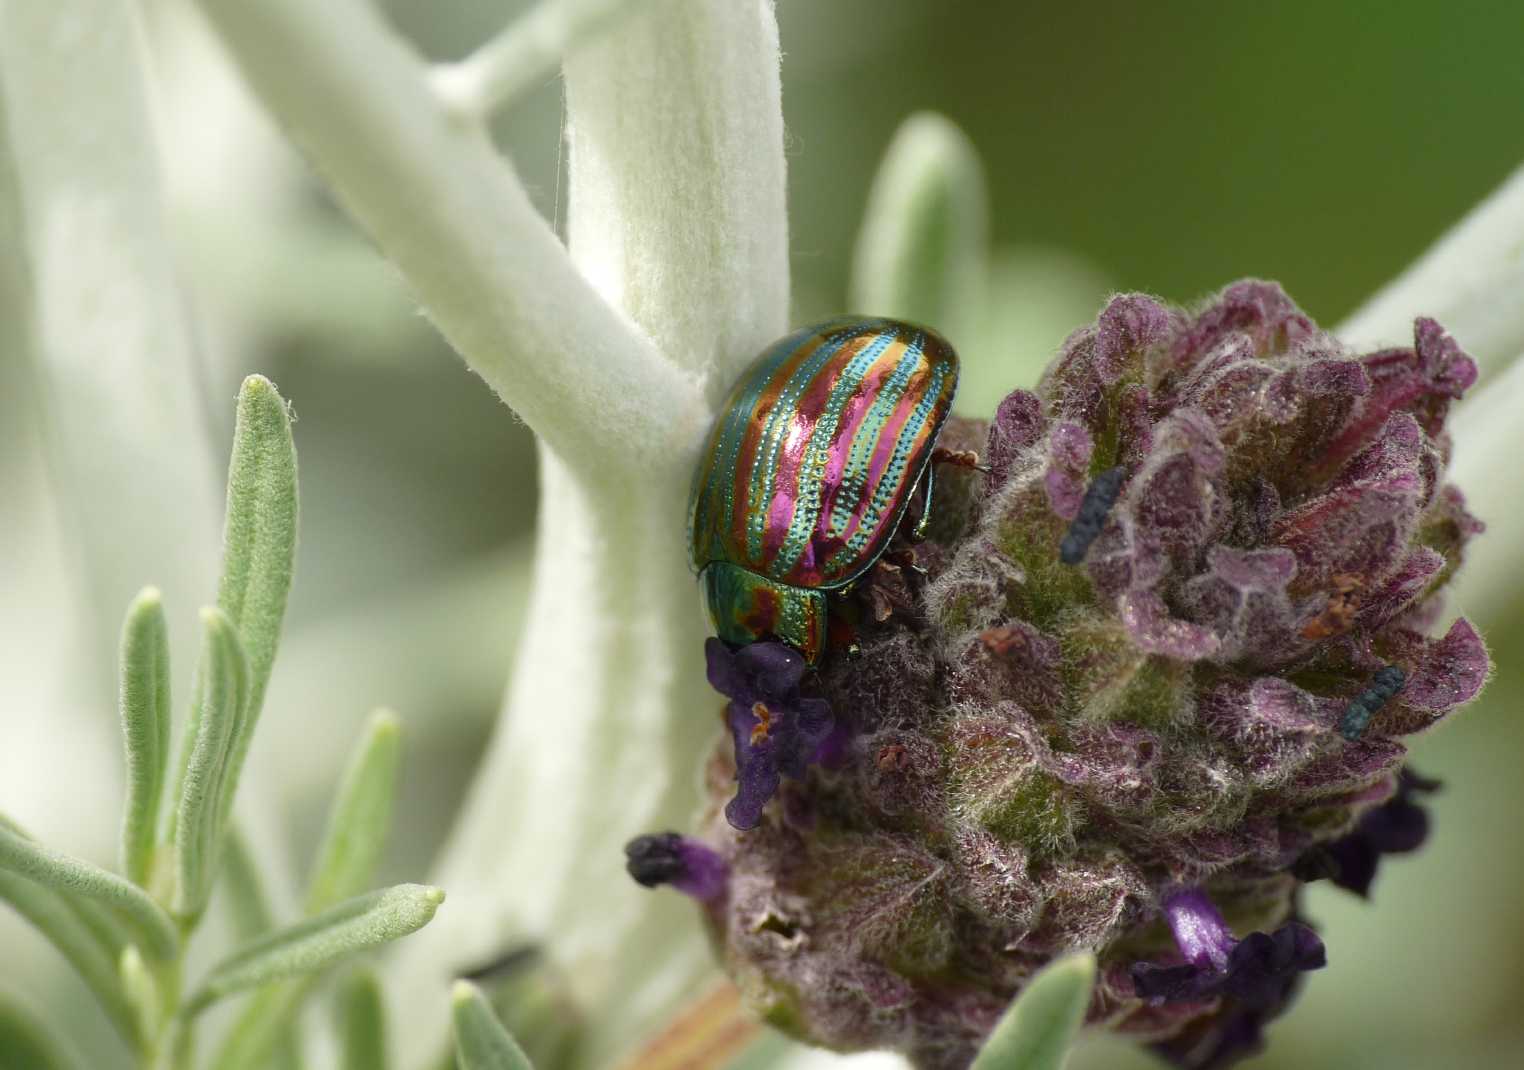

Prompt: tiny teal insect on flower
xmin=687 ymin=317 xmax=960 ymax=662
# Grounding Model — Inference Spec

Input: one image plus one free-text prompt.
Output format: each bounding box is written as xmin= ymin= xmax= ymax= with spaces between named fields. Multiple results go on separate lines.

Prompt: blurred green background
xmin=4 ymin=1 xmax=1522 ymax=1067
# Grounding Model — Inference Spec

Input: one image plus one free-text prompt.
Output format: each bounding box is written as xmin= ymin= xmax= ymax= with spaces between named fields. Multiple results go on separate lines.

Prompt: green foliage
xmin=970 ymin=953 xmax=1096 ymax=1070
xmin=851 ymin=112 xmax=988 ymax=354
xmin=170 ymin=608 xmax=250 ymax=922
xmin=452 ymin=981 xmax=536 ymax=1070
xmin=0 ymin=996 xmax=83 ymax=1070
xmin=0 ymin=376 xmax=443 ymax=1068
xmin=185 ymin=884 xmax=445 ymax=1015
xmin=339 ymin=970 xmax=390 ymax=1070
xmin=118 ymin=587 xmax=171 ymax=889
xmin=118 ymin=945 xmax=161 ymax=1050
xmin=0 ymin=868 xmax=139 ymax=1044
xmin=307 ymin=709 xmax=404 ymax=914
xmin=0 ymin=819 xmax=178 ymax=960
xmin=214 ymin=374 xmax=299 ymax=826
xmin=214 ymin=710 xmax=406 ymax=1070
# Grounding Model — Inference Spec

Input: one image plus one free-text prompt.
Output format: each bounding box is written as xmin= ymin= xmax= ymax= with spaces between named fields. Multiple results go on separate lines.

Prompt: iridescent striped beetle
xmin=687 ymin=317 xmax=960 ymax=663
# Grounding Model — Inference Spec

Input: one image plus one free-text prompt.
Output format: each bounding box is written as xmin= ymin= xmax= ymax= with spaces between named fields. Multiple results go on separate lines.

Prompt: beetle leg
xmin=911 ymin=464 xmax=936 ymax=541
xmin=932 ymin=447 xmax=991 ymax=474
xmin=882 ymin=548 xmax=929 ymax=578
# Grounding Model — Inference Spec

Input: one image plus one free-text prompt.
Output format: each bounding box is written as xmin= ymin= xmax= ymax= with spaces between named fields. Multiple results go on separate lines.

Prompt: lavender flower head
xmin=639 ymin=283 xmax=1491 ymax=1069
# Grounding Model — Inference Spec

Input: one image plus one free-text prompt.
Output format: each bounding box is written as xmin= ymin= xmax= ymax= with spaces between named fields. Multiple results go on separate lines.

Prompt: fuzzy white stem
xmin=431 ymin=0 xmax=655 ymax=122
xmin=394 ymin=452 xmax=718 ymax=1069
xmin=1447 ymin=353 xmax=1524 ymax=629
xmin=192 ymin=0 xmax=706 ymax=476
xmin=388 ymin=1 xmax=789 ymax=1065
xmin=1339 ymin=164 xmax=1524 ymax=380
xmin=564 ymin=0 xmax=790 ymax=400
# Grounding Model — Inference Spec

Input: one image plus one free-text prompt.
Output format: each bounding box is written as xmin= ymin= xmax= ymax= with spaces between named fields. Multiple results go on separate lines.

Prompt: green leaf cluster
xmin=0 ymin=378 xmax=443 ymax=1069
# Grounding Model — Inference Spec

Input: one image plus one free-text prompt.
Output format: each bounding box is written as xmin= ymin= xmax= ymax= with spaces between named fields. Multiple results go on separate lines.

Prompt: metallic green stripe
xmin=744 ymin=328 xmax=857 ymax=563
xmin=826 ymin=332 xmax=922 ymax=542
xmin=827 ymin=355 xmax=952 ymax=574
xmin=773 ymin=331 xmax=898 ymax=576
xmin=688 ymin=326 xmax=820 ymax=569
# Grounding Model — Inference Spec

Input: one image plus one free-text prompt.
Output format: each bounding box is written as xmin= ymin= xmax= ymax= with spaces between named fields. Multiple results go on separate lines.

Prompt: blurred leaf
xmin=962 ymin=247 xmax=1112 ymax=416
xmin=0 ymin=869 xmax=138 ymax=1044
xmin=118 ymin=586 xmax=171 ymax=888
xmin=185 ymin=884 xmax=444 ymax=1015
xmin=170 ymin=608 xmax=250 ymax=922
xmin=970 ymin=952 xmax=1096 ymax=1070
xmin=0 ymin=0 xmax=223 ymax=665
xmin=221 ymin=826 xmax=281 ymax=941
xmin=307 ymin=709 xmax=403 ymax=914
xmin=452 ymin=980 xmax=535 ymax=1070
xmin=218 ymin=829 xmax=305 ymax=1070
xmin=213 ymin=710 xmax=402 ymax=1070
xmin=213 ymin=982 xmax=314 ymax=1070
xmin=338 ymin=969 xmax=389 ymax=1070
xmin=117 ymin=944 xmax=160 ymax=1048
xmin=216 ymin=373 xmax=299 ymax=823
xmin=0 ymin=817 xmax=177 ymax=960
xmin=0 ymin=995 xmax=84 ymax=1070
xmin=850 ymin=111 xmax=988 ymax=355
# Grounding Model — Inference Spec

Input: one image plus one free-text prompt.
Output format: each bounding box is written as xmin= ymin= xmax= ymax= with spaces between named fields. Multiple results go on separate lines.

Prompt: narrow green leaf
xmin=970 ymin=953 xmax=1096 ymax=1070
xmin=0 ymin=869 xmax=139 ymax=1043
xmin=170 ymin=607 xmax=250 ymax=921
xmin=850 ymin=111 xmax=989 ymax=353
xmin=307 ymin=709 xmax=402 ymax=914
xmin=221 ymin=825 xmax=281 ymax=941
xmin=168 ymin=1019 xmax=198 ymax=1070
xmin=118 ymin=944 xmax=161 ymax=1048
xmin=210 ymin=710 xmax=405 ymax=1069
xmin=0 ymin=818 xmax=177 ymax=960
xmin=338 ymin=969 xmax=388 ymax=1070
xmin=217 ymin=828 xmax=305 ymax=1070
xmin=212 ymin=981 xmax=314 ymax=1070
xmin=185 ymin=884 xmax=444 ymax=1015
xmin=451 ymin=981 xmax=534 ymax=1070
xmin=118 ymin=586 xmax=171 ymax=888
xmin=0 ymin=995 xmax=84 ymax=1070
xmin=216 ymin=373 xmax=299 ymax=824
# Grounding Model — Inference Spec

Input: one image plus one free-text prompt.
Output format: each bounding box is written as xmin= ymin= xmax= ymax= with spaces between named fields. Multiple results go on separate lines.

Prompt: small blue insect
xmin=1338 ymin=665 xmax=1406 ymax=741
xmin=1060 ymin=466 xmax=1127 ymax=565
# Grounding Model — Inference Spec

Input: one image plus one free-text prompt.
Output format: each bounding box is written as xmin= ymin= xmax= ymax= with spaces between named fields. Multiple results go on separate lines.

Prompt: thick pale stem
xmin=564 ymin=0 xmax=790 ymax=400
xmin=1447 ymin=353 xmax=1524 ymax=628
xmin=1339 ymin=164 xmax=1524 ymax=381
xmin=0 ymin=0 xmax=223 ymax=656
xmin=193 ymin=0 xmax=705 ymax=475
xmin=391 ymin=452 xmax=718 ymax=1069
xmin=394 ymin=4 xmax=789 ymax=1063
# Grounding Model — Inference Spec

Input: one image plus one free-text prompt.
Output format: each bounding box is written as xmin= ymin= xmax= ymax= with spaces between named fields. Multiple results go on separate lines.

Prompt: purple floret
xmin=706 ymin=638 xmax=834 ymax=830
xmin=1294 ymin=768 xmax=1442 ymax=896
xmin=1131 ymin=889 xmax=1325 ymax=1008
xmin=623 ymin=832 xmax=729 ymax=902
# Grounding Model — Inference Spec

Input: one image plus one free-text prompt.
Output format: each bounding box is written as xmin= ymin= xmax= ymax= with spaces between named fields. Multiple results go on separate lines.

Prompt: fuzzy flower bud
xmin=642 ymin=283 xmax=1490 ymax=1069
